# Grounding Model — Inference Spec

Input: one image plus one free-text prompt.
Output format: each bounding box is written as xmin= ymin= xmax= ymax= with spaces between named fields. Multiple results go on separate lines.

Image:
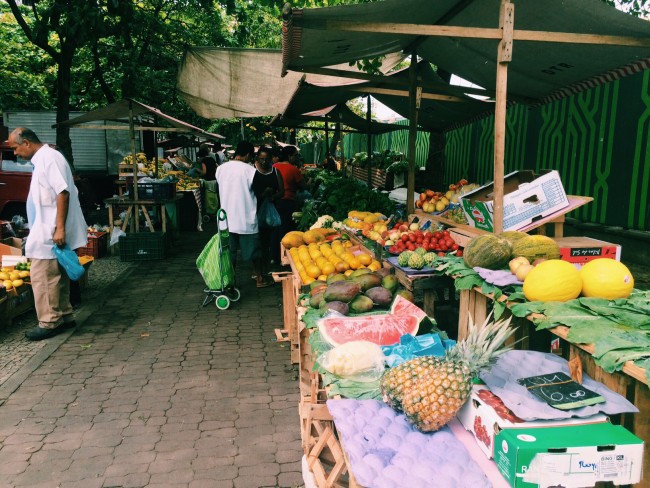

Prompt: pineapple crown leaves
xmin=446 ymin=312 xmax=518 ymax=377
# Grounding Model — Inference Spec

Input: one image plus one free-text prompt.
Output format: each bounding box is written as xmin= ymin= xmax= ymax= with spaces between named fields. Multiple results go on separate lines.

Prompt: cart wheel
xmin=202 ymin=214 xmax=211 ymax=223
xmin=228 ymin=288 xmax=241 ymax=302
xmin=215 ymin=295 xmax=230 ymax=310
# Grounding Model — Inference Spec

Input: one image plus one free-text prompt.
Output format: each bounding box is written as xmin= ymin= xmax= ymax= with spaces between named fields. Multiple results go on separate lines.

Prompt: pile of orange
xmin=289 ymin=241 xmax=381 ymax=285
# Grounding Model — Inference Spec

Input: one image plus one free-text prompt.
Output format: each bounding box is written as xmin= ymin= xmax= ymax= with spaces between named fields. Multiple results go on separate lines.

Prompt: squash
xmin=497 ymin=230 xmax=528 ymax=245
xmin=580 ymin=258 xmax=634 ymax=300
xmin=463 ymin=235 xmax=512 ymax=270
xmin=523 ymin=259 xmax=582 ymax=302
xmin=512 ymin=235 xmax=561 ymax=262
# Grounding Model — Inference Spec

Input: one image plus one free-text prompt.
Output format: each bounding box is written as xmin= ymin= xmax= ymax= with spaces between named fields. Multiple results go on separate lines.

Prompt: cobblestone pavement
xmin=0 ymin=226 xmax=304 ymax=488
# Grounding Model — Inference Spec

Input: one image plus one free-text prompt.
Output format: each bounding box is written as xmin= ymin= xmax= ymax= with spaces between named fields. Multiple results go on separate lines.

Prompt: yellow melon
xmin=523 ymin=259 xmax=582 ymax=302
xmin=580 ymin=259 xmax=634 ymax=300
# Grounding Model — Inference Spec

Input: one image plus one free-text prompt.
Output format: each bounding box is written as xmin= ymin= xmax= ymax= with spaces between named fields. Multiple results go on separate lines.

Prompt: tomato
xmin=423 ymin=231 xmax=431 ymax=239
xmin=451 ymin=243 xmax=459 ymax=251
xmin=415 ymin=230 xmax=423 ymax=238
xmin=406 ymin=242 xmax=415 ymax=251
xmin=437 ymin=252 xmax=446 ymax=257
xmin=442 ymin=230 xmax=450 ymax=237
xmin=408 ymin=234 xmax=417 ymax=242
xmin=439 ymin=243 xmax=448 ymax=251
xmin=433 ymin=231 xmax=442 ymax=239
xmin=401 ymin=234 xmax=409 ymax=242
xmin=388 ymin=246 xmax=397 ymax=254
xmin=456 ymin=249 xmax=463 ymax=257
xmin=428 ymin=242 xmax=437 ymax=251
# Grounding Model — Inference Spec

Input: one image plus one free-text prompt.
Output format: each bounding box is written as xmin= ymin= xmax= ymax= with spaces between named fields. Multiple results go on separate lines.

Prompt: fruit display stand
xmin=0 ymin=283 xmax=34 ymax=329
xmin=450 ymin=282 xmax=649 ymax=485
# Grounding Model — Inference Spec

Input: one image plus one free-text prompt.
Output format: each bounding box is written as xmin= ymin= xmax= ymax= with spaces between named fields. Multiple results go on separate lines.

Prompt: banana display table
xmin=104 ymin=194 xmax=183 ymax=239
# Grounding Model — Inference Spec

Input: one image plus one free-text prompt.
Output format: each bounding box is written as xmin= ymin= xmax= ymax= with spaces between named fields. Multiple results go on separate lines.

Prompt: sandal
xmin=256 ymin=278 xmax=274 ymax=288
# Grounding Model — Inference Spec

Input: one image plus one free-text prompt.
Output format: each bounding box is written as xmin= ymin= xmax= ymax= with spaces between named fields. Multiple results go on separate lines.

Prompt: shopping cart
xmin=196 ymin=209 xmax=241 ymax=310
xmin=202 ymin=180 xmax=219 ymax=223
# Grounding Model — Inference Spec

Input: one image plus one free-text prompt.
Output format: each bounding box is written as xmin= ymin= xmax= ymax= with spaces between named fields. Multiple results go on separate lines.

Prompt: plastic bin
xmin=119 ymin=232 xmax=167 ymax=261
xmin=75 ymin=231 xmax=108 ymax=258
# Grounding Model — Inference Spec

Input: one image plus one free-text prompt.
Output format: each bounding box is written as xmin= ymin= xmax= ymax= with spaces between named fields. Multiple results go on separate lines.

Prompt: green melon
xmin=512 ymin=235 xmax=561 ymax=263
xmin=463 ymin=235 xmax=512 ymax=270
xmin=497 ymin=230 xmax=529 ymax=245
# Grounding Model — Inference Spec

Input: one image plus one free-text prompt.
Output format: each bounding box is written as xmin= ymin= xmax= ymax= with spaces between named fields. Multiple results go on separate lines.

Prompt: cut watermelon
xmin=390 ymin=294 xmax=427 ymax=322
xmin=390 ymin=294 xmax=435 ymax=335
xmin=318 ymin=313 xmax=420 ymax=347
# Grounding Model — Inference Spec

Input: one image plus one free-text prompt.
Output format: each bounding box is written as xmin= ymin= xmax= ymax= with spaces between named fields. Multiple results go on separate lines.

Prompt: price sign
xmin=517 ymin=372 xmax=605 ymax=410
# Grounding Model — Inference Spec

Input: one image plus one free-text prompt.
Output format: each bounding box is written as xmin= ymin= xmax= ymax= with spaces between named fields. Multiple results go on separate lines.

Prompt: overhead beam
xmin=64 ymin=124 xmax=193 ymax=132
xmin=323 ymin=20 xmax=650 ymax=47
xmin=347 ymin=86 xmax=469 ymax=102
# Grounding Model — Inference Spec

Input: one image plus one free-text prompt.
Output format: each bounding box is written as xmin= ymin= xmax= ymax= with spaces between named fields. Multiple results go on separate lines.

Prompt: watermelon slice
xmin=390 ymin=294 xmax=426 ymax=321
xmin=318 ymin=313 xmax=420 ymax=347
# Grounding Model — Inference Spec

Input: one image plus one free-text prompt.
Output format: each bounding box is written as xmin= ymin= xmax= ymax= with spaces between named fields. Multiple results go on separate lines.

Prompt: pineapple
xmin=379 ymin=314 xmax=515 ymax=432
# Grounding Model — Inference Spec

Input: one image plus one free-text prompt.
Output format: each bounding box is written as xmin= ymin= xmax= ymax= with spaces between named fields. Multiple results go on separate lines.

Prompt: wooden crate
xmin=272 ymin=269 xmax=304 ymax=365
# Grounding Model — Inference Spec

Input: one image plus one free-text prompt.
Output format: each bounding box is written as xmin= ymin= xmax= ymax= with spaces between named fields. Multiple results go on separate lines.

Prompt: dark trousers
xmin=273 ymin=199 xmax=297 ymax=263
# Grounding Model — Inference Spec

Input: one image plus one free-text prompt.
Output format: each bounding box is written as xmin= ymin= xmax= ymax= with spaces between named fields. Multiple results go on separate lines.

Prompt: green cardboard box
xmin=494 ymin=422 xmax=643 ymax=487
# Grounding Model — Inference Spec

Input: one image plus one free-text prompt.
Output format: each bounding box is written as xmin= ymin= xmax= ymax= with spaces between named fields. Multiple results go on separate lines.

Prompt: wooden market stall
xmin=277 ymin=1 xmax=650 ymax=485
xmin=53 ymin=99 xmax=224 ymax=240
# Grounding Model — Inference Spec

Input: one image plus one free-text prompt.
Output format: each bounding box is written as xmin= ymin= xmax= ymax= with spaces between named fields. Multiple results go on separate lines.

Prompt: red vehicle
xmin=0 ymin=140 xmax=31 ymax=219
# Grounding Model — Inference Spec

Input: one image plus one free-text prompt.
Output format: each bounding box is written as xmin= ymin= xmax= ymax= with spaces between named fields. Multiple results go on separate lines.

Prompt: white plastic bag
xmin=110 ymin=226 xmax=126 ymax=246
xmin=319 ymin=341 xmax=386 ymax=382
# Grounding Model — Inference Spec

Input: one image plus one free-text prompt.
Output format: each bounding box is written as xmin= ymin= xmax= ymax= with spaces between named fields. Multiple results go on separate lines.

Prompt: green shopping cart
xmin=196 ymin=209 xmax=241 ymax=310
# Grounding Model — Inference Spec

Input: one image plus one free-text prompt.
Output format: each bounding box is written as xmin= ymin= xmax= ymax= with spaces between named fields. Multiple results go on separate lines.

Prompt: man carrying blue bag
xmin=7 ymin=128 xmax=88 ymax=341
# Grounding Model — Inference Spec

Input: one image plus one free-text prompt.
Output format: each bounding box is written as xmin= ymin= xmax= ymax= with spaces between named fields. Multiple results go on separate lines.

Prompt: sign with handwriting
xmin=517 ymin=372 xmax=605 ymax=410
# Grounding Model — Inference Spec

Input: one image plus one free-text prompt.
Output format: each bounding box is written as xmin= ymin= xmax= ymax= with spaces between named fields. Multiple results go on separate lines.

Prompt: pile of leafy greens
xmin=297 ymin=170 xmax=396 ymax=230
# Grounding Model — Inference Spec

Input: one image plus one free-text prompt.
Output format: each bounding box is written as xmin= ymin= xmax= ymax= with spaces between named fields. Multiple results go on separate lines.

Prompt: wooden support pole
xmin=406 ymin=53 xmax=421 ymax=216
xmin=492 ymin=0 xmax=514 ymax=233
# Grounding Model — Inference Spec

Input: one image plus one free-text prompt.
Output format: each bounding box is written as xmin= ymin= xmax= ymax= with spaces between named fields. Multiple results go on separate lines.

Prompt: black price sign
xmin=569 ymin=247 xmax=603 ymax=257
xmin=517 ymin=372 xmax=605 ymax=410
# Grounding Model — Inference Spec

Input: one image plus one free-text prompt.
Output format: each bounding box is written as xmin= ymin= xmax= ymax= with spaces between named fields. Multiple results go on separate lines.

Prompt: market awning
xmin=271 ymin=98 xmax=408 ymax=134
xmin=176 ymin=47 xmax=404 ymax=119
xmin=281 ymin=0 xmax=650 ymax=103
xmin=277 ymin=61 xmax=494 ymax=132
xmin=53 ymin=98 xmax=224 ymax=139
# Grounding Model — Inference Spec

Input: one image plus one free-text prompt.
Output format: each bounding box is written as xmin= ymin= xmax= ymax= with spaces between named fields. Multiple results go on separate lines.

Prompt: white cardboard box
xmin=459 ymin=170 xmax=570 ymax=232
xmin=456 ymin=386 xmax=609 ymax=459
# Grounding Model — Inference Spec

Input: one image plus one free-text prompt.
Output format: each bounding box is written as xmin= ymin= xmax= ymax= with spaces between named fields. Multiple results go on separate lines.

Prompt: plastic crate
xmin=118 ymin=232 xmax=167 ymax=261
xmin=75 ymin=231 xmax=108 ymax=258
xmin=129 ymin=182 xmax=176 ymax=202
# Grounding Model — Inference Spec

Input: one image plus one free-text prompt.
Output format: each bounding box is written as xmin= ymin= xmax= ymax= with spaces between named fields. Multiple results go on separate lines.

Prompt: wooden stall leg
xmin=632 ymin=382 xmax=649 ymax=484
xmin=422 ymin=290 xmax=435 ymax=318
xmin=458 ymin=289 xmax=489 ymax=341
xmin=140 ymin=204 xmax=155 ymax=232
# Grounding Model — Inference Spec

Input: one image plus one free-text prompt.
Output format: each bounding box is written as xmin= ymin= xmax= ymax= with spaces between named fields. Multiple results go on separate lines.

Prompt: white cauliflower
xmin=310 ymin=215 xmax=334 ymax=229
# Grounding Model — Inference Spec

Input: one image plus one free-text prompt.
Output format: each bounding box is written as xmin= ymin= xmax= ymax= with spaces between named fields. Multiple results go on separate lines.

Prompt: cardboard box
xmin=494 ymin=422 xmax=644 ymax=487
xmin=0 ymin=237 xmax=23 ymax=257
xmin=456 ymin=386 xmax=609 ymax=459
xmin=555 ymin=237 xmax=621 ymax=269
xmin=459 ymin=170 xmax=569 ymax=232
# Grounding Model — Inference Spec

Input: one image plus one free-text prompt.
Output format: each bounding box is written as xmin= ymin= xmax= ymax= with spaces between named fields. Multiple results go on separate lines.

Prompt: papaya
xmin=349 ymin=294 xmax=374 ymax=313
xmin=350 ymin=273 xmax=382 ymax=292
xmin=326 ymin=273 xmax=347 ymax=285
xmin=365 ymin=287 xmax=393 ymax=306
xmin=381 ymin=274 xmax=399 ymax=294
xmin=303 ymin=229 xmax=326 ymax=244
xmin=349 ymin=268 xmax=372 ymax=279
xmin=323 ymin=280 xmax=361 ymax=303
xmin=281 ymin=232 xmax=304 ymax=249
xmin=309 ymin=291 xmax=325 ymax=309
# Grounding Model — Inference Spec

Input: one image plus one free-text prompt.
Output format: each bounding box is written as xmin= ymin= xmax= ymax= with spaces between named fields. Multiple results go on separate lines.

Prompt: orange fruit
xmin=306 ymin=264 xmax=322 ymax=279
xmin=357 ymin=253 xmax=372 ymax=266
xmin=335 ymin=261 xmax=350 ymax=273
xmin=320 ymin=262 xmax=335 ymax=276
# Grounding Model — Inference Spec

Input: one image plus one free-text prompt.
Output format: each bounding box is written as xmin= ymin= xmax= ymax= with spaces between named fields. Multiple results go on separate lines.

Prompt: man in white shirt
xmin=8 ymin=128 xmax=88 ymax=340
xmin=215 ymin=141 xmax=272 ymax=288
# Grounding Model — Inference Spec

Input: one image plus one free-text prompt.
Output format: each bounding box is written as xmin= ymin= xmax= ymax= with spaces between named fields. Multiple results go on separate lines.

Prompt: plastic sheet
xmin=381 ymin=333 xmax=456 ymax=367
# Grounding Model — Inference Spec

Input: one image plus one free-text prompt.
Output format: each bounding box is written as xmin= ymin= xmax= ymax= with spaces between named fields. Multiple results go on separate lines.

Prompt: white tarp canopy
xmin=177 ymin=47 xmax=404 ymax=119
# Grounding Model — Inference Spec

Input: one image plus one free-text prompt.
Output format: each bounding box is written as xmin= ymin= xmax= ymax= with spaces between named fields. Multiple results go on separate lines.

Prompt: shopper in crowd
xmin=272 ymin=145 xmax=307 ymax=263
xmin=214 ymin=141 xmax=226 ymax=164
xmin=215 ymin=141 xmax=273 ymax=288
xmin=8 ymin=127 xmax=88 ymax=341
xmin=252 ymin=146 xmax=284 ymax=275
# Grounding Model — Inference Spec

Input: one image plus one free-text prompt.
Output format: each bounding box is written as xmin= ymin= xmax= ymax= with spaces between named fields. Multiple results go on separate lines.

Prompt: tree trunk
xmin=55 ymin=43 xmax=75 ymax=172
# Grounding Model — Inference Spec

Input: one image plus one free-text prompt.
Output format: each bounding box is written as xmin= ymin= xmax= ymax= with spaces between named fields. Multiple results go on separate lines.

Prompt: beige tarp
xmin=177 ymin=47 xmax=404 ymax=119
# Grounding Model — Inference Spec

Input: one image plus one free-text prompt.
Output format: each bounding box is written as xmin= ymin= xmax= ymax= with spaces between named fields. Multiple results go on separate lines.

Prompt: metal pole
xmin=406 ymin=53 xmax=421 ymax=216
xmin=129 ymin=100 xmax=140 ymax=232
xmin=366 ymin=95 xmax=372 ymax=189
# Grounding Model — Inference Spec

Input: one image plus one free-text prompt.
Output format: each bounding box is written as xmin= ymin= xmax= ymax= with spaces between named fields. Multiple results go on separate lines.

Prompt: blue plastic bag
xmin=259 ymin=198 xmax=281 ymax=228
xmin=53 ymin=245 xmax=86 ymax=281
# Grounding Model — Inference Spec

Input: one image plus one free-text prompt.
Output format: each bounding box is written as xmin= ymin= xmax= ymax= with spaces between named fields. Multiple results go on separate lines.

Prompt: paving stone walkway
xmin=0 ymin=226 xmax=304 ymax=488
